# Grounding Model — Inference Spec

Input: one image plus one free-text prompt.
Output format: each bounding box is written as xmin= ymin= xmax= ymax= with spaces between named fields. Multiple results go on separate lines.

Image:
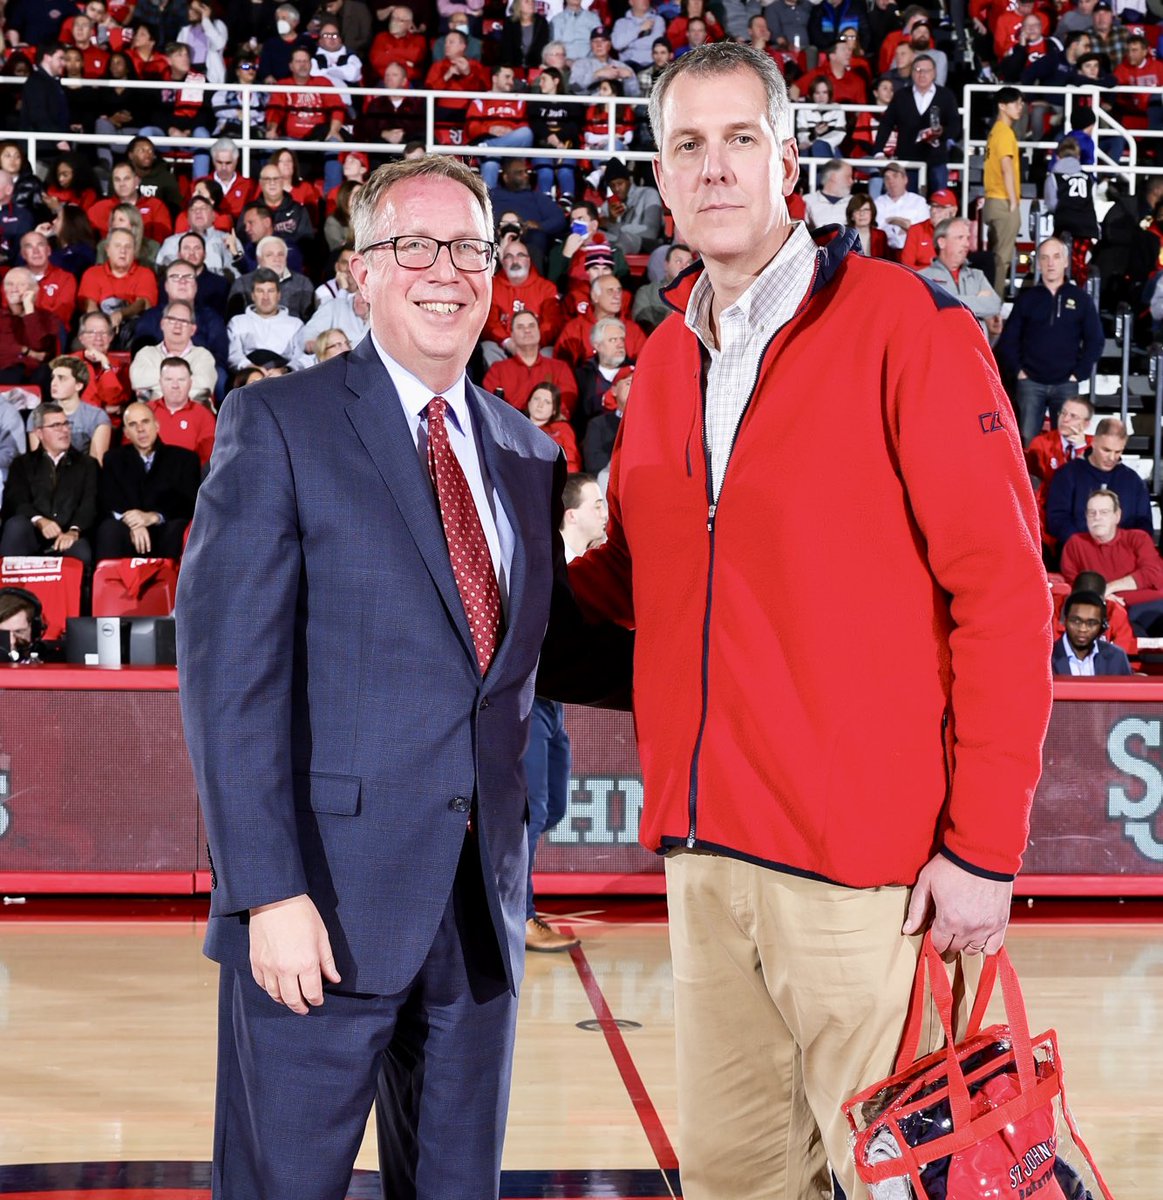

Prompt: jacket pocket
xmin=293 ymin=771 xmax=361 ymax=815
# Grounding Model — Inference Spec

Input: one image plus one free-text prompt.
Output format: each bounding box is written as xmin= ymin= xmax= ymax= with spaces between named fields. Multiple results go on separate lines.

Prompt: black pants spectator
xmin=94 ymin=516 xmax=188 ymax=563
xmin=0 ymin=515 xmax=93 ymax=570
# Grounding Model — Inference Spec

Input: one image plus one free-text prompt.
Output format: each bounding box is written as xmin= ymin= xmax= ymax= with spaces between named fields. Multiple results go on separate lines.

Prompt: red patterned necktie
xmin=425 ymin=396 xmax=503 ymax=674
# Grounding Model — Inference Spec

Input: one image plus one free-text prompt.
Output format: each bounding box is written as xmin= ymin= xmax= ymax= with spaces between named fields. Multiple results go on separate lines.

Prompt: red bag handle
xmin=895 ymin=933 xmax=1037 ymax=1129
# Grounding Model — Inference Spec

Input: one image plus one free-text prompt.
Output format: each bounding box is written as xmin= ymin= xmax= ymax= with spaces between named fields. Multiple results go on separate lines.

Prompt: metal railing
xmin=0 ymin=77 xmax=932 ymax=187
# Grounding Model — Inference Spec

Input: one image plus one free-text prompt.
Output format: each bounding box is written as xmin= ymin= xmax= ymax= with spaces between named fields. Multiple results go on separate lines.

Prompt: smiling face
xmin=349 ymin=175 xmax=493 ymax=394
xmin=653 ymin=67 xmax=797 ymax=277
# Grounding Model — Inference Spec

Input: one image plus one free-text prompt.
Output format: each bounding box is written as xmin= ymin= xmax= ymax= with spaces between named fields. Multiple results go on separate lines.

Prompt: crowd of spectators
xmin=3 ymin=0 xmax=1163 ymax=671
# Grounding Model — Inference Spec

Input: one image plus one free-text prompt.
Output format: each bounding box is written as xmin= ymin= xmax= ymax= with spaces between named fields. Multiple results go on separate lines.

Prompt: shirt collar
xmin=370 ymin=331 xmax=470 ymax=434
xmin=1063 ymin=633 xmax=1099 ymax=664
xmin=685 ymin=220 xmax=817 ymax=347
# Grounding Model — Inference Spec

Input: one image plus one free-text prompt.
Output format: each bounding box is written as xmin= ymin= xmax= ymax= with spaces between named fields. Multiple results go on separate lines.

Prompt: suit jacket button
xmin=450 ymin=796 xmax=471 ymax=813
xmin=480 ymin=697 xmax=490 ymax=710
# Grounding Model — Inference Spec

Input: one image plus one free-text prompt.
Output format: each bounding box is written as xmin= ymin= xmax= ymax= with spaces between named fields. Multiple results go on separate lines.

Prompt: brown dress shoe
xmin=525 ymin=916 xmax=580 ymax=953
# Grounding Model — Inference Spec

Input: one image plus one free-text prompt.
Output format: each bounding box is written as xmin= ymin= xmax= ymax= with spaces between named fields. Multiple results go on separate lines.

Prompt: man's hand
xmin=129 ymin=524 xmax=152 ymax=554
xmin=902 ymin=853 xmax=1013 ymax=957
xmin=37 ymin=518 xmax=63 ymax=540
xmin=249 ymin=893 xmax=342 ymax=1014
xmin=123 ymin=508 xmax=151 ymax=529
xmin=54 ymin=530 xmax=80 ymax=552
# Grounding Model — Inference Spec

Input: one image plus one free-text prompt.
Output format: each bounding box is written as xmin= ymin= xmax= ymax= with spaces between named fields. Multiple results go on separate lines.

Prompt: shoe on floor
xmin=525 ymin=916 xmax=580 ymax=953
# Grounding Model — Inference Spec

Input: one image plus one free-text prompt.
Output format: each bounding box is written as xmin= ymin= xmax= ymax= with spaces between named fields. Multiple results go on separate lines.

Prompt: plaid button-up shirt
xmin=684 ymin=222 xmax=819 ymax=501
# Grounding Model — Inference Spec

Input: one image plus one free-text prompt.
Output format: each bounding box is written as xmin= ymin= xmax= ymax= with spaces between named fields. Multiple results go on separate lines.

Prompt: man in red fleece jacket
xmin=562 ymin=42 xmax=1052 ymax=1200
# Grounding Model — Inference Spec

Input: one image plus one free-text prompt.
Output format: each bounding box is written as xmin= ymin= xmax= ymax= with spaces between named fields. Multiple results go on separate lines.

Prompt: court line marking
xmin=564 ymin=929 xmax=680 ymax=1199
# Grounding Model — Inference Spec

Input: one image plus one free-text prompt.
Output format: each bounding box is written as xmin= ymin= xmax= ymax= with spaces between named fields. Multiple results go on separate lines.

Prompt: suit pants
xmin=212 ymin=833 xmax=519 ymax=1200
xmin=0 ymin=515 xmax=92 ymax=570
xmin=664 ymin=849 xmax=946 ymax=1200
xmin=94 ymin=515 xmax=189 ymax=562
xmin=522 ymin=697 xmax=571 ymax=920
xmin=983 ymin=197 xmax=1022 ymax=298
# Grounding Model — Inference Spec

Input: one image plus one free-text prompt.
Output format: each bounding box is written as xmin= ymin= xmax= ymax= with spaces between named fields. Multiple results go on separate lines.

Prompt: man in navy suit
xmin=1051 ymin=590 xmax=1134 ymax=675
xmin=177 ymin=155 xmax=626 ymax=1200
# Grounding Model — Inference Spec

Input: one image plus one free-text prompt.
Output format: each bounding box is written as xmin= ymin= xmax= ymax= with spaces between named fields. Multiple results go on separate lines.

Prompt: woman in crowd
xmin=846 ymin=192 xmax=890 ymax=259
xmin=211 ymin=51 xmax=268 ymax=139
xmin=796 ymin=76 xmax=847 ymax=158
xmin=314 ymin=328 xmax=353 ymax=364
xmin=324 ymin=182 xmax=362 ymax=252
xmin=526 ymin=382 xmax=581 ymax=472
xmin=500 ymin=0 xmax=551 ymax=71
xmin=667 ymin=0 xmax=724 ymax=51
xmin=268 ymin=147 xmax=322 ymax=212
xmin=97 ymin=204 xmax=160 ymax=272
xmin=528 ymin=66 xmax=579 ymax=200
xmin=44 ymin=155 xmax=101 ymax=215
xmin=93 ymin=53 xmax=153 ymax=165
xmin=49 ymin=206 xmax=99 ymax=282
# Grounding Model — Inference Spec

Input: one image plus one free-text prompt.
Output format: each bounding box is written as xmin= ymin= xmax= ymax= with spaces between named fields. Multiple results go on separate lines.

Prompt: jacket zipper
xmin=682 ymin=292 xmax=811 ymax=845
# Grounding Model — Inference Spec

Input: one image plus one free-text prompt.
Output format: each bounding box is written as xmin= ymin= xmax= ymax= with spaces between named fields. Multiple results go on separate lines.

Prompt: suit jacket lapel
xmin=469 ymin=383 xmax=529 ymax=684
xmin=342 ymin=340 xmax=477 ymax=668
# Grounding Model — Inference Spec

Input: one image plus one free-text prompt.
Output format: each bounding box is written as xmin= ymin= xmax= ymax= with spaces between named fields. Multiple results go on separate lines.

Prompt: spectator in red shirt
xmin=482 ymin=240 xmax=563 ymax=362
xmin=204 ymin=138 xmax=257 ymax=222
xmin=20 ymin=230 xmax=77 ymax=330
xmin=555 ymin=274 xmax=647 ymax=367
xmin=1026 ymin=395 xmax=1093 ymax=551
xmin=900 ymin=188 xmax=958 ymax=269
xmin=467 ymin=64 xmax=534 ymax=190
xmin=148 ymin=357 xmax=216 ymax=465
xmin=70 ymin=310 xmax=130 ymax=418
xmin=369 ymin=5 xmax=429 ymax=84
xmin=128 ymin=21 xmax=172 ymax=81
xmin=483 ymin=310 xmax=579 ymax=417
xmin=424 ymin=30 xmax=491 ymax=127
xmin=266 ymin=47 xmax=346 ymax=143
xmin=89 ymin=162 xmax=174 ymax=244
xmin=0 ymin=269 xmax=58 ymax=388
xmin=78 ymin=227 xmax=159 ymax=336
xmin=69 ymin=13 xmax=110 ymax=79
xmin=1061 ymin=488 xmax=1163 ymax=633
xmin=795 ymin=37 xmax=869 ymax=104
xmin=525 ymin=380 xmax=581 ymax=471
xmin=1114 ymin=34 xmax=1160 ymax=130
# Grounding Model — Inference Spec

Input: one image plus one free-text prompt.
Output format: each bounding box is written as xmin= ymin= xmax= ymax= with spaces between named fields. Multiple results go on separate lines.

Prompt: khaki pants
xmin=983 ymin=197 xmax=1022 ymax=298
xmin=665 ymin=850 xmax=947 ymax=1200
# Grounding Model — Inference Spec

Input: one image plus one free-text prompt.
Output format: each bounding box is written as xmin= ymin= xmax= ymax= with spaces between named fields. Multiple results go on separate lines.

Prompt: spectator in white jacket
xmin=177 ymin=0 xmax=229 ymax=82
xmin=312 ymin=17 xmax=364 ymax=113
xmin=226 ymin=270 xmax=305 ymax=371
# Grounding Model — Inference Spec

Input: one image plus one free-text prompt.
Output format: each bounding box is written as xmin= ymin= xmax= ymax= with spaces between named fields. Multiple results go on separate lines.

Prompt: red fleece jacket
xmin=569 ymin=233 xmax=1052 ymax=885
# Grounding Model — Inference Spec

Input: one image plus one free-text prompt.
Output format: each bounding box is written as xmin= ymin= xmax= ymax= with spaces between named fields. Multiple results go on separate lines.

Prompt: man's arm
xmin=1046 ymin=464 xmax=1083 ymax=544
xmin=890 ymin=300 xmax=1051 ymax=955
xmin=177 ymin=388 xmax=338 ymax=1014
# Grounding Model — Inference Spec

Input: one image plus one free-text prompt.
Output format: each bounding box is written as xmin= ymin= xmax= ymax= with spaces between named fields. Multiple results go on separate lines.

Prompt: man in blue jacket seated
xmin=1046 ymin=418 xmax=1155 ymax=546
xmin=1051 ymin=590 xmax=1134 ymax=675
xmin=993 ymin=236 xmax=1104 ymax=446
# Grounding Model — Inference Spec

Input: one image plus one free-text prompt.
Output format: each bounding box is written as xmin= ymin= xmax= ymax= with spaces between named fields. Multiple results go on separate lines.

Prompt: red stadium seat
xmin=0 ymin=556 xmax=84 ymax=640
xmin=92 ymin=558 xmax=179 ymax=618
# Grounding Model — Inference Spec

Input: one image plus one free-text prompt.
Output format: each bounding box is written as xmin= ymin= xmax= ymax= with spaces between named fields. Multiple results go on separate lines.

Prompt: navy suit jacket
xmin=1051 ymin=636 xmax=1133 ymax=676
xmin=177 ymin=335 xmax=627 ymax=997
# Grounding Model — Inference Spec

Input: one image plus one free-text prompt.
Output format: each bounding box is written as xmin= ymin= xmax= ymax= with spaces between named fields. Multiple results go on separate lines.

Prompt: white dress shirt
xmin=370 ymin=332 xmax=515 ymax=619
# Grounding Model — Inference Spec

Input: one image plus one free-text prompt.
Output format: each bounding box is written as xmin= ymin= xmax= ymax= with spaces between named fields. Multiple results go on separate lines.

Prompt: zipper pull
xmin=707 ymin=503 xmax=716 ymax=532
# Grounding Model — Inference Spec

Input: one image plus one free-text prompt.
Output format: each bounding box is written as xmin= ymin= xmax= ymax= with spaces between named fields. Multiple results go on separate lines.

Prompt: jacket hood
xmin=1052 ymin=155 xmax=1082 ymax=173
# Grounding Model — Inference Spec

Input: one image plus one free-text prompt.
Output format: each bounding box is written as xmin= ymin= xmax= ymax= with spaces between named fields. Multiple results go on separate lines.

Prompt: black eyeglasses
xmin=359 ymin=236 xmax=498 ymax=272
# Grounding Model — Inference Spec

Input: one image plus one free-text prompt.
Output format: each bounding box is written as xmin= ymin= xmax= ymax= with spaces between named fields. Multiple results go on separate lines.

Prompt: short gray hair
xmin=590 ymin=316 xmax=625 ymax=348
xmin=351 ymin=155 xmax=493 ymax=254
xmin=211 ymin=137 xmax=238 ymax=161
xmin=648 ymin=42 xmax=791 ymax=150
xmin=933 ymin=216 xmax=969 ymax=249
xmin=31 ymin=402 xmax=65 ymax=430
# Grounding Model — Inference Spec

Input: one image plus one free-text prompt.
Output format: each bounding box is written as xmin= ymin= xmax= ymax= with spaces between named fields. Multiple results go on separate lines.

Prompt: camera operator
xmin=0 ymin=587 xmax=44 ymax=662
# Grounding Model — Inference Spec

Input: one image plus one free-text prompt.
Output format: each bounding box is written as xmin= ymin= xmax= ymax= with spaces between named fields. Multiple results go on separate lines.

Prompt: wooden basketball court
xmin=0 ymin=897 xmax=1156 ymax=1198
